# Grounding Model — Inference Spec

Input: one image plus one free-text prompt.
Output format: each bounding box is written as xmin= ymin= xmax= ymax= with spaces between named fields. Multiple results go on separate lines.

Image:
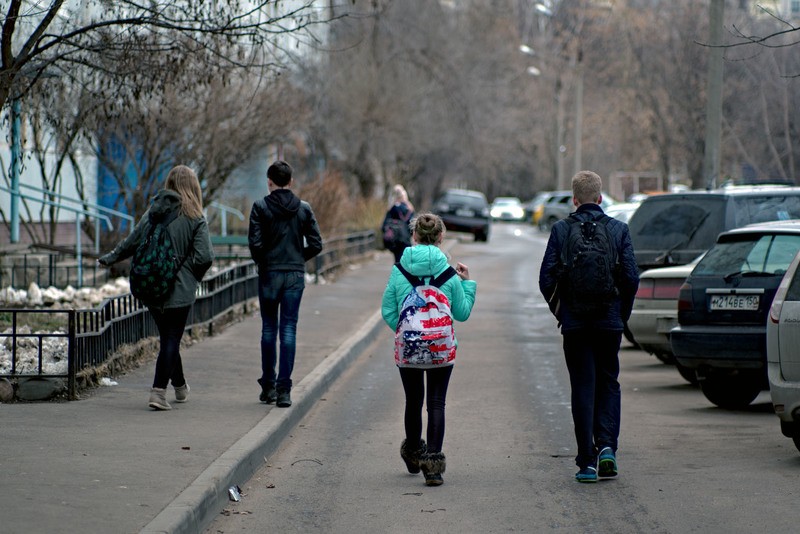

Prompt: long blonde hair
xmin=165 ymin=165 xmax=204 ymax=219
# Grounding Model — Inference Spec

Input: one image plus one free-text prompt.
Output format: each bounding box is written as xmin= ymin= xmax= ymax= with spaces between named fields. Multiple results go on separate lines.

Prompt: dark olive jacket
xmin=98 ymin=190 xmax=214 ymax=309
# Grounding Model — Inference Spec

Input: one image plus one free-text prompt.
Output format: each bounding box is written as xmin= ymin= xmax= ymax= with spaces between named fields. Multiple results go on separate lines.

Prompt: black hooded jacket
xmin=248 ymin=188 xmax=323 ymax=272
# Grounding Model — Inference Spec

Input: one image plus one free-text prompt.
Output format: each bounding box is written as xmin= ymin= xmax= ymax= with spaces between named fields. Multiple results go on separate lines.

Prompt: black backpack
xmin=560 ymin=214 xmax=619 ymax=316
xmin=382 ymin=208 xmax=412 ymax=250
xmin=130 ymin=210 xmax=185 ymax=305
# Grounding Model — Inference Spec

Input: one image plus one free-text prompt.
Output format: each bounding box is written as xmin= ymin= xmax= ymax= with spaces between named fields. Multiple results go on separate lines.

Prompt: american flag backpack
xmin=394 ymin=263 xmax=458 ymax=367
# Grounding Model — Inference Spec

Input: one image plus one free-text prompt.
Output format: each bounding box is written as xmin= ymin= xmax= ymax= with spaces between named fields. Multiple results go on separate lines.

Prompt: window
xmin=693 ymin=234 xmax=800 ymax=276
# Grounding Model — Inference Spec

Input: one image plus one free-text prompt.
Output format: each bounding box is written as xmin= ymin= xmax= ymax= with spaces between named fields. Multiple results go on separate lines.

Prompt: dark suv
xmin=433 ymin=189 xmax=491 ymax=242
xmin=670 ymin=220 xmax=800 ymax=408
xmin=627 ymin=186 xmax=800 ymax=272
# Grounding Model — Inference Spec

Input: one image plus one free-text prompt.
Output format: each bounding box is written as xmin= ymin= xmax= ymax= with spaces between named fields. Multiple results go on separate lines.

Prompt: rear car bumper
xmin=439 ymin=215 xmax=490 ymax=235
xmin=670 ymin=324 xmax=765 ymax=369
xmin=628 ymin=308 xmax=676 ymax=352
xmin=768 ymin=362 xmax=800 ymax=425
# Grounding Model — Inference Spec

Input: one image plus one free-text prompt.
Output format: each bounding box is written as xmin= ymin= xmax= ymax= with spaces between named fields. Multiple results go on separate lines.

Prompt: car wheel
xmin=793 ymin=430 xmax=800 ymax=453
xmin=698 ymin=373 xmax=762 ymax=409
xmin=675 ymin=363 xmax=699 ymax=386
xmin=474 ymin=230 xmax=488 ymax=242
xmin=653 ymin=350 xmax=676 ymax=365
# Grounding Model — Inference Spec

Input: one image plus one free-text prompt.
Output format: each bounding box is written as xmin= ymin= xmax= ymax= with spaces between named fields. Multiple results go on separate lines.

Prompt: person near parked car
xmin=538 ymin=170 xmax=639 ymax=483
xmin=382 ymin=184 xmax=415 ymax=262
xmin=248 ymin=160 xmax=323 ymax=408
xmin=98 ymin=165 xmax=214 ymax=411
xmin=381 ymin=213 xmax=477 ymax=486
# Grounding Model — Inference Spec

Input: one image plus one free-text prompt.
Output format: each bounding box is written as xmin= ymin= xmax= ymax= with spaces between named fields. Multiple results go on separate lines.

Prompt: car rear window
xmin=732 ymin=195 xmax=800 ymax=226
xmin=692 ymin=234 xmax=800 ymax=277
xmin=628 ymin=196 xmax=726 ymax=252
xmin=442 ymin=193 xmax=486 ymax=210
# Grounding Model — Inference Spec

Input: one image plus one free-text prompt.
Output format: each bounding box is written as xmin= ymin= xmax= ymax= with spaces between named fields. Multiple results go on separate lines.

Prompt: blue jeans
xmin=399 ymin=365 xmax=454 ymax=453
xmin=563 ymin=330 xmax=622 ymax=469
xmin=258 ymin=270 xmax=305 ymax=391
xmin=150 ymin=305 xmax=191 ymax=389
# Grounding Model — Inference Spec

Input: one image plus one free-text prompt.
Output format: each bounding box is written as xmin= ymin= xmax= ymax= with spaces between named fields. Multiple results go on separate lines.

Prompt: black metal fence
xmin=0 ymin=231 xmax=377 ymax=400
xmin=0 ymin=250 xmax=113 ymax=289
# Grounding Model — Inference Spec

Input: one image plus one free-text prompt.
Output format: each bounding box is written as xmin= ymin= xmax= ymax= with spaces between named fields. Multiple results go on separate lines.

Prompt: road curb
xmin=140 ymin=309 xmax=385 ymax=534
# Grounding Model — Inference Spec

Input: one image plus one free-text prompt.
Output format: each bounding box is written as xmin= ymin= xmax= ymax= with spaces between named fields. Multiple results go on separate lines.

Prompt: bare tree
xmin=1 ymin=1 xmax=331 ymax=110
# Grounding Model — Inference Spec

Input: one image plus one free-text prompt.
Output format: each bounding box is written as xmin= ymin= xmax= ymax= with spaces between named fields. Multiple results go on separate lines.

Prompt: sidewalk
xmin=1 ymin=251 xmax=398 ymax=534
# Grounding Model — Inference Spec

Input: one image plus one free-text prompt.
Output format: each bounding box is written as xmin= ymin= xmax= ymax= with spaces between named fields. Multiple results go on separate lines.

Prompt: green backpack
xmin=130 ymin=210 xmax=185 ymax=305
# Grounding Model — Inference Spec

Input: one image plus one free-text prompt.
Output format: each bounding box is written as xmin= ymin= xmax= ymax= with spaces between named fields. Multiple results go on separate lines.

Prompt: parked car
xmin=525 ymin=191 xmax=554 ymax=226
xmin=537 ymin=190 xmax=617 ymax=231
xmin=490 ymin=196 xmax=526 ymax=222
xmin=432 ymin=189 xmax=491 ymax=242
xmin=628 ymin=257 xmax=701 ymax=384
xmin=627 ymin=186 xmax=800 ymax=272
xmin=767 ymin=249 xmax=800 ymax=452
xmin=604 ymin=201 xmax=640 ymax=224
xmin=671 ymin=220 xmax=800 ymax=408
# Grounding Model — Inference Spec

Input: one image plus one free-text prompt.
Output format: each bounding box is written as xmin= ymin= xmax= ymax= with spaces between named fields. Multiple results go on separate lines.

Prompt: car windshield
xmin=692 ymin=234 xmax=800 ymax=277
xmin=628 ymin=197 xmax=726 ymax=252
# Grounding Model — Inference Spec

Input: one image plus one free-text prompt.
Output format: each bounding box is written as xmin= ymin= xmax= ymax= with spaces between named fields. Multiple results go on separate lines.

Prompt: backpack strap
xmin=395 ymin=263 xmax=456 ymax=288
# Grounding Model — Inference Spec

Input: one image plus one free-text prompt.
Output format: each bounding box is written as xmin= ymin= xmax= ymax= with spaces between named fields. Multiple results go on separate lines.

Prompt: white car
xmin=628 ymin=256 xmax=702 ymax=384
xmin=490 ymin=197 xmax=526 ymax=222
xmin=605 ymin=202 xmax=640 ymax=224
xmin=767 ymin=249 xmax=800 ymax=452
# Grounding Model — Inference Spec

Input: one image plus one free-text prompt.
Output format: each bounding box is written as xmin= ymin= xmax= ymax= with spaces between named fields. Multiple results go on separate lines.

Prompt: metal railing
xmin=0 ymin=230 xmax=378 ymax=400
xmin=0 ymin=249 xmax=113 ymax=289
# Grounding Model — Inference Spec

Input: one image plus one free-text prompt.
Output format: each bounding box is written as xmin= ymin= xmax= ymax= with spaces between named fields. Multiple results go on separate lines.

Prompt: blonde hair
xmin=571 ymin=170 xmax=603 ymax=204
xmin=389 ymin=184 xmax=414 ymax=211
xmin=412 ymin=212 xmax=445 ymax=245
xmin=165 ymin=165 xmax=204 ymax=219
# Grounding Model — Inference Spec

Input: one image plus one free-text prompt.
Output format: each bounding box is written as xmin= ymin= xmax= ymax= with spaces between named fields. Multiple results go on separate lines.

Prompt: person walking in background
xmin=381 ymin=213 xmax=477 ymax=486
xmin=99 ymin=165 xmax=214 ymax=411
xmin=381 ymin=184 xmax=415 ymax=262
xmin=248 ymin=160 xmax=323 ymax=408
xmin=538 ymin=170 xmax=639 ymax=483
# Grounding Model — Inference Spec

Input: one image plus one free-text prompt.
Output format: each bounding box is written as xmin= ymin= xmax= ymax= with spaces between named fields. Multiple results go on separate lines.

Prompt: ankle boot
xmin=400 ymin=439 xmax=427 ymax=474
xmin=419 ymin=451 xmax=446 ymax=486
xmin=174 ymin=383 xmax=190 ymax=403
xmin=148 ymin=387 xmax=172 ymax=410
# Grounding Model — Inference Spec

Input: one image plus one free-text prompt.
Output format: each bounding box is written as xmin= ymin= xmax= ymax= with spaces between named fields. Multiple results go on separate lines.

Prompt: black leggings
xmin=399 ymin=365 xmax=454 ymax=453
xmin=149 ymin=305 xmax=191 ymax=389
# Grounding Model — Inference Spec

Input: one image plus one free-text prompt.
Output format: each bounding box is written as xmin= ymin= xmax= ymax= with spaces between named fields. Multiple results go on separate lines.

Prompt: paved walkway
xmin=1 ymin=250 xmax=402 ymax=534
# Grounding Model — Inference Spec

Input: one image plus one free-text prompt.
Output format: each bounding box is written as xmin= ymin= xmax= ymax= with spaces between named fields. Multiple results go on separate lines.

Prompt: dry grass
xmin=298 ymin=171 xmax=385 ymax=237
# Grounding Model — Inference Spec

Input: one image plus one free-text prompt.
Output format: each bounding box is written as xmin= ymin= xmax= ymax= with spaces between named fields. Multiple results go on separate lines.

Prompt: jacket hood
xmin=266 ymin=189 xmax=301 ymax=219
xmin=150 ymin=190 xmax=182 ymax=222
xmin=399 ymin=244 xmax=450 ymax=278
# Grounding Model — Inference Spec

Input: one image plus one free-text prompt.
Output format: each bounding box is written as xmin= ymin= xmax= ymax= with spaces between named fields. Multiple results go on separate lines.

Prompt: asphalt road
xmin=206 ymin=222 xmax=800 ymax=534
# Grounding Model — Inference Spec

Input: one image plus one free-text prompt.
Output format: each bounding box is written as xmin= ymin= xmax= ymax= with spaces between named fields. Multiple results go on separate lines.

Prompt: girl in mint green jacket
xmin=381 ymin=213 xmax=477 ymax=486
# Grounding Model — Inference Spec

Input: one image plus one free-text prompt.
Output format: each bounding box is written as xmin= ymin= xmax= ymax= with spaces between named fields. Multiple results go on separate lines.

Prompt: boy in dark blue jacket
xmin=539 ymin=171 xmax=639 ymax=483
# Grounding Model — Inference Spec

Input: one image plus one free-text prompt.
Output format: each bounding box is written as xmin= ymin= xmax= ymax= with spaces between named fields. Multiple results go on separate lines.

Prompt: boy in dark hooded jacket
xmin=248 ymin=161 xmax=323 ymax=407
xmin=539 ymin=170 xmax=639 ymax=483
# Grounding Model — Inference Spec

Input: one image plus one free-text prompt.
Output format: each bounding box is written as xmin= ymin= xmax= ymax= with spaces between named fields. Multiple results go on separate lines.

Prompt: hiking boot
xmin=174 ymin=383 xmax=190 ymax=403
xmin=148 ymin=387 xmax=172 ymax=411
xmin=400 ymin=439 xmax=427 ymax=474
xmin=276 ymin=389 xmax=292 ymax=408
xmin=598 ymin=447 xmax=618 ymax=479
xmin=575 ymin=465 xmax=598 ymax=483
xmin=419 ymin=451 xmax=446 ymax=486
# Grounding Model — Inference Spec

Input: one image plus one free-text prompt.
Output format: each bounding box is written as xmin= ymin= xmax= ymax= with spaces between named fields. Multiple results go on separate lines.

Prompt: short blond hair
xmin=571 ymin=171 xmax=602 ymax=204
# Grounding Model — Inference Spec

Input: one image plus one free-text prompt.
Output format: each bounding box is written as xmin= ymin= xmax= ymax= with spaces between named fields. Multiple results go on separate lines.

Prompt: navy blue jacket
xmin=538 ymin=203 xmax=639 ymax=333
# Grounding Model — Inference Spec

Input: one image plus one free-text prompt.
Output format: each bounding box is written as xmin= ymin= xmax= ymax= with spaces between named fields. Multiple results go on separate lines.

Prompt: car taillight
xmin=635 ymin=279 xmax=654 ymax=299
xmin=769 ymin=275 xmax=791 ymax=324
xmin=677 ymin=281 xmax=693 ymax=311
xmin=653 ymin=279 xmax=684 ymax=300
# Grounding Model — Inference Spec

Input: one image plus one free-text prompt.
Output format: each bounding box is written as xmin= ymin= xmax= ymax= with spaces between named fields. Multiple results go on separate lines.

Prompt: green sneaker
xmin=575 ymin=465 xmax=598 ymax=483
xmin=598 ymin=447 xmax=618 ymax=479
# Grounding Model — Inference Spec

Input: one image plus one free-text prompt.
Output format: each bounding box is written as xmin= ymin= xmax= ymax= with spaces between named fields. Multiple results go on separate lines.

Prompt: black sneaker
xmin=276 ymin=389 xmax=292 ymax=407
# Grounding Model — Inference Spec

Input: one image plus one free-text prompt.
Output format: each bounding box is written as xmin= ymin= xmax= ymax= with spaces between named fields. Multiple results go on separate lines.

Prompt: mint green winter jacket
xmin=381 ymin=244 xmax=477 ymax=348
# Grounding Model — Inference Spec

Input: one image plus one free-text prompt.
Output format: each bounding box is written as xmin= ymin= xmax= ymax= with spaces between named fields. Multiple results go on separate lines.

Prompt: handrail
xmin=0 ymin=184 xmax=113 ymax=288
xmin=206 ymin=201 xmax=245 ymax=236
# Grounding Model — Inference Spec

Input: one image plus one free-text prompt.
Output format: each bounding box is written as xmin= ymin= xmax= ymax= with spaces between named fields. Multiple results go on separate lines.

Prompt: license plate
xmin=709 ymin=295 xmax=759 ymax=310
xmin=455 ymin=208 xmax=474 ymax=217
